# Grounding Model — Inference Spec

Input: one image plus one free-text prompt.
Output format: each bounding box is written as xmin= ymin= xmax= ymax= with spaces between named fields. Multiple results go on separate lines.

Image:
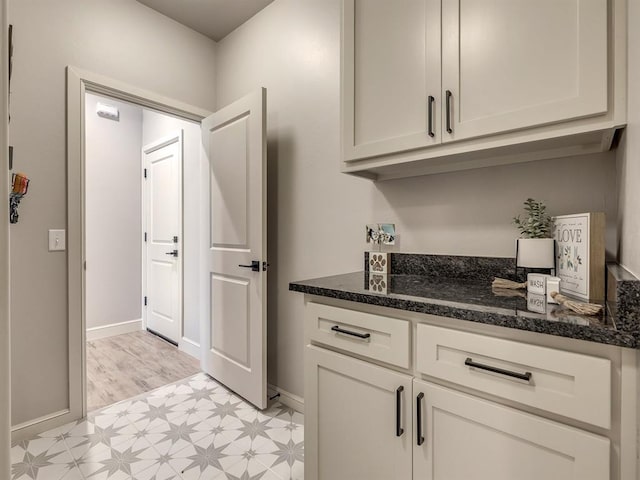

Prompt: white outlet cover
xmin=48 ymin=229 xmax=66 ymax=251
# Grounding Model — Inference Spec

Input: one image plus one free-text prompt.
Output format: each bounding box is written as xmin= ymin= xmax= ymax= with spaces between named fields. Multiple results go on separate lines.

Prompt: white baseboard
xmin=268 ymin=383 xmax=304 ymax=414
xmin=179 ymin=337 xmax=201 ymax=360
xmin=11 ymin=408 xmax=74 ymax=443
xmin=86 ymin=318 xmax=143 ymax=341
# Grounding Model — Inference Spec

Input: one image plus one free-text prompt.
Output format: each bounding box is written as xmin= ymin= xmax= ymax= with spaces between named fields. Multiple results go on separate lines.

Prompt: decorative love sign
xmin=554 ymin=212 xmax=605 ymax=301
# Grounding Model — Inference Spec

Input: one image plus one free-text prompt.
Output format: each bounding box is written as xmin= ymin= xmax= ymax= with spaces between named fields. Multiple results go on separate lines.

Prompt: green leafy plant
xmin=513 ymin=198 xmax=553 ymax=239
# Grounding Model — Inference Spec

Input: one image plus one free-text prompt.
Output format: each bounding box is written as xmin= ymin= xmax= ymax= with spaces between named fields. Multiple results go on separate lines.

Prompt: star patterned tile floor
xmin=11 ymin=373 xmax=304 ymax=480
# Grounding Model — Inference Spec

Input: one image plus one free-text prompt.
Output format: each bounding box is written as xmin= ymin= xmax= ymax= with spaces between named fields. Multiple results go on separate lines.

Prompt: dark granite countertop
xmin=290 ymin=271 xmax=638 ymax=349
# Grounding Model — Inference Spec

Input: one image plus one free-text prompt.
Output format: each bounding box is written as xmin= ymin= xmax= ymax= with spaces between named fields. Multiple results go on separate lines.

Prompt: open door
xmin=201 ymin=88 xmax=267 ymax=409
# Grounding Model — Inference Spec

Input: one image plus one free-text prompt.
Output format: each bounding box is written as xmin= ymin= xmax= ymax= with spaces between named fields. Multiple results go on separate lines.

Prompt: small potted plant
xmin=513 ymin=198 xmax=555 ymax=269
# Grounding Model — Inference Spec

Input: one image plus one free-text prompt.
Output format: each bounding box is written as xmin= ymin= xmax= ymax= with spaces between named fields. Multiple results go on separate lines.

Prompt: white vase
xmin=516 ymin=238 xmax=555 ymax=269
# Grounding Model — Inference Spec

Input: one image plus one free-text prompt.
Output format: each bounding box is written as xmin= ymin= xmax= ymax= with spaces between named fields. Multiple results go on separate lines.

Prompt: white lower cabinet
xmin=412 ymin=379 xmax=610 ymax=480
xmin=304 ymin=304 xmax=618 ymax=479
xmin=305 ymin=346 xmax=412 ymax=480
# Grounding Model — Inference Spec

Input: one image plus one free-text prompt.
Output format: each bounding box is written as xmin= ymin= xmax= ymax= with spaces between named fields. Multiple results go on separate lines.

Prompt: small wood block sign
xmin=554 ymin=212 xmax=605 ymax=301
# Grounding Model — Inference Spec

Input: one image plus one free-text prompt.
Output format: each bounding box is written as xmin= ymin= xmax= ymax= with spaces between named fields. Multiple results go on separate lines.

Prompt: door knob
xmin=238 ymin=260 xmax=260 ymax=272
xmin=165 ymin=250 xmax=178 ymax=257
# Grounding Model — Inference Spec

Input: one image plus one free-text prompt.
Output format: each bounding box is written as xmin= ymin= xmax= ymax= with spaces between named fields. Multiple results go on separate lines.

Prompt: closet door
xmin=441 ymin=0 xmax=608 ymax=142
xmin=342 ymin=0 xmax=441 ymax=162
xmin=412 ymin=380 xmax=610 ymax=480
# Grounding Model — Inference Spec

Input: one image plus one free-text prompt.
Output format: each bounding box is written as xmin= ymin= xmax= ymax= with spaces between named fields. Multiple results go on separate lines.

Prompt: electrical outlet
xmin=48 ymin=229 xmax=66 ymax=251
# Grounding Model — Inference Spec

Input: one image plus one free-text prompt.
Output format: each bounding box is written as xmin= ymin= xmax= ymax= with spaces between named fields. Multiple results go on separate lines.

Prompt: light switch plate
xmin=48 ymin=229 xmax=66 ymax=251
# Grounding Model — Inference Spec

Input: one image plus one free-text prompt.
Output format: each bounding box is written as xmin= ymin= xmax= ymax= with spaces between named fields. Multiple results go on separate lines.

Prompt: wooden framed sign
xmin=554 ymin=212 xmax=605 ymax=301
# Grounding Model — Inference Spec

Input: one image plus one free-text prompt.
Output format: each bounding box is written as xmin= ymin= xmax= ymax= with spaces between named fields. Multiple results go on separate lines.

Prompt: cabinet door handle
xmin=464 ymin=357 xmax=532 ymax=382
xmin=416 ymin=392 xmax=425 ymax=446
xmin=396 ymin=386 xmax=404 ymax=437
xmin=445 ymin=90 xmax=453 ymax=134
xmin=330 ymin=325 xmax=371 ymax=340
xmin=427 ymin=95 xmax=435 ymax=137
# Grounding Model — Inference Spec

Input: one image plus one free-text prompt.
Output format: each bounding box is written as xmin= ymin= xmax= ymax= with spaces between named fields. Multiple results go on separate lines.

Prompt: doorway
xmin=64 ymin=68 xmax=268 ymax=436
xmin=83 ymin=90 xmax=204 ymax=411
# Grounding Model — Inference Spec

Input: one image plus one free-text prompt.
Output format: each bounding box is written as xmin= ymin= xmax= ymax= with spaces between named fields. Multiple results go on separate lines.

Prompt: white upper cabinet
xmin=342 ymin=0 xmax=441 ymax=161
xmin=341 ymin=0 xmax=625 ymax=180
xmin=442 ymin=0 xmax=607 ymax=142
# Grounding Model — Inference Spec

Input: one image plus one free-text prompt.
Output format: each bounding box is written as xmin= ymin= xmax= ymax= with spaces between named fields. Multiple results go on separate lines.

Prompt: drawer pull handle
xmin=427 ymin=95 xmax=435 ymax=137
xmin=396 ymin=386 xmax=404 ymax=437
xmin=416 ymin=392 xmax=425 ymax=446
xmin=465 ymin=357 xmax=532 ymax=382
xmin=331 ymin=325 xmax=371 ymax=340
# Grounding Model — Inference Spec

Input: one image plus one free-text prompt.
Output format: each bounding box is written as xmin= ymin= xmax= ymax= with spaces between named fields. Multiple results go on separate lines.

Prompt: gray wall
xmin=616 ymin=0 xmax=640 ymax=277
xmin=1 ymin=0 xmax=10 ymax=473
xmin=85 ymin=93 xmax=143 ymax=331
xmin=142 ymin=110 xmax=203 ymax=347
xmin=9 ymin=0 xmax=216 ymax=426
xmin=215 ymin=0 xmax=618 ymax=399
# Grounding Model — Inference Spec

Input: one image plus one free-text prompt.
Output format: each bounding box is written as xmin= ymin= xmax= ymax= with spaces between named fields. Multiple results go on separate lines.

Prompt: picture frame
xmin=554 ymin=212 xmax=605 ymax=301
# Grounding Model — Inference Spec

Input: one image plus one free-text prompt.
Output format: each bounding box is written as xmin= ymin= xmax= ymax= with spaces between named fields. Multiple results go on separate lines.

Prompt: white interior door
xmin=201 ymin=88 xmax=267 ymax=409
xmin=143 ymin=131 xmax=183 ymax=344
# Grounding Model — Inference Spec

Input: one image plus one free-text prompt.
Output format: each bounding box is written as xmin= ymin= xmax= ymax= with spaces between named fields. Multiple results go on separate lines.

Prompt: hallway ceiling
xmin=136 ymin=0 xmax=275 ymax=41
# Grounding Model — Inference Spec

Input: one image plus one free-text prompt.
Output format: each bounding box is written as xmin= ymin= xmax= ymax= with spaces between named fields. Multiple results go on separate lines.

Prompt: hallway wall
xmin=8 ymin=0 xmax=216 ymax=427
xmin=85 ymin=93 xmax=143 ymax=334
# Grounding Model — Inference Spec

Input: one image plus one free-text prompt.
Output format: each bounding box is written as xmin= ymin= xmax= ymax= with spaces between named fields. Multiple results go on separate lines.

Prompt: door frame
xmin=141 ymin=130 xmax=184 ymax=344
xmin=64 ymin=66 xmax=212 ymax=426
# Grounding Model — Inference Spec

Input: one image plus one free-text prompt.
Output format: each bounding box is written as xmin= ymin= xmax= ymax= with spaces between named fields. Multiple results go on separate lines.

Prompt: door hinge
xmin=144 ymin=232 xmax=147 ymax=242
xmin=144 ymin=168 xmax=147 ymax=179
xmin=144 ymin=296 xmax=148 ymax=306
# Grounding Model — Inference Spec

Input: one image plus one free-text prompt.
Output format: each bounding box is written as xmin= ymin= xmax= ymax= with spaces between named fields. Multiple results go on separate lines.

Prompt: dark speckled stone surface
xmin=290 ymin=271 xmax=638 ymax=348
xmin=607 ymin=263 xmax=640 ymax=337
xmin=392 ymin=253 xmax=516 ymax=281
xmin=364 ymin=252 xmax=551 ymax=282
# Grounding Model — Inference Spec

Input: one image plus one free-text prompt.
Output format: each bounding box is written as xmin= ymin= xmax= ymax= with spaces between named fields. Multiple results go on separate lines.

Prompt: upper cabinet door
xmin=342 ymin=0 xmax=441 ymax=162
xmin=441 ymin=0 xmax=608 ymax=143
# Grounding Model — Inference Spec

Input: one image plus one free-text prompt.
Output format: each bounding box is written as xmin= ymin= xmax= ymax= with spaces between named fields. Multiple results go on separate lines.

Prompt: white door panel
xmin=304 ymin=346 xmax=413 ymax=480
xmin=210 ymin=116 xmax=249 ymax=248
xmin=201 ymin=88 xmax=267 ymax=409
xmin=442 ymin=0 xmax=608 ymax=141
xmin=143 ymin=132 xmax=182 ymax=344
xmin=343 ymin=0 xmax=442 ymax=161
xmin=413 ymin=380 xmax=610 ymax=480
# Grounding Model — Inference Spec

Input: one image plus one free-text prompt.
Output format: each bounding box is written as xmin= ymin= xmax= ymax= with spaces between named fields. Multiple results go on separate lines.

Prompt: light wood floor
xmin=86 ymin=330 xmax=201 ymax=412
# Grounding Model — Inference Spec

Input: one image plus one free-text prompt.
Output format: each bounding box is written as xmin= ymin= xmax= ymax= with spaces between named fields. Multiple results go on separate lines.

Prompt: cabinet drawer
xmin=305 ymin=303 xmax=410 ymax=368
xmin=416 ymin=324 xmax=611 ymax=429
